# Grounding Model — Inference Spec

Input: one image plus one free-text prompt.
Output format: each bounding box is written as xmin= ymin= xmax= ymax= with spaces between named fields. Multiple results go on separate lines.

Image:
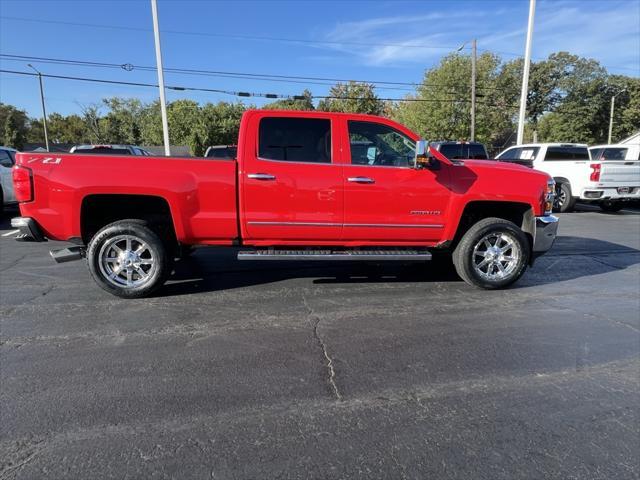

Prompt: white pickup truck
xmin=496 ymin=143 xmax=640 ymax=212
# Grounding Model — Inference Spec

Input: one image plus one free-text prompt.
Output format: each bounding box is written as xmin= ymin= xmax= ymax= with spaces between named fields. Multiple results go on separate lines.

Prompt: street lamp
xmin=608 ymin=88 xmax=627 ymax=144
xmin=457 ymin=39 xmax=477 ymax=141
xmin=27 ymin=64 xmax=50 ymax=152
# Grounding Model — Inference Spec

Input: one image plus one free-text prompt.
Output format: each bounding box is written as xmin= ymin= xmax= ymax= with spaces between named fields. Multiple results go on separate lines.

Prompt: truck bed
xmin=16 ymin=152 xmax=239 ymax=244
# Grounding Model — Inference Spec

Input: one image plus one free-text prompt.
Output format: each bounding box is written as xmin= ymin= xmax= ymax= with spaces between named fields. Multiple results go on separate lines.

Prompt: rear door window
xmin=259 ymin=117 xmax=331 ymax=163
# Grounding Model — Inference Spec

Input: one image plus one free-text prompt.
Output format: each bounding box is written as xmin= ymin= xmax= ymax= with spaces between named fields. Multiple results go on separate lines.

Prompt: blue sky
xmin=1 ymin=0 xmax=639 ymax=117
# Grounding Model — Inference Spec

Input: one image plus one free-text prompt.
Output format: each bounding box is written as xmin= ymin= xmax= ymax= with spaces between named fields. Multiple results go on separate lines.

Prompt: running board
xmin=50 ymin=246 xmax=85 ymax=263
xmin=237 ymin=249 xmax=432 ymax=261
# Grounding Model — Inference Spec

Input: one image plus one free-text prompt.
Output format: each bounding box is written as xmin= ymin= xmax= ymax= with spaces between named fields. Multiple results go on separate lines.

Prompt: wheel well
xmin=553 ymin=177 xmax=570 ymax=186
xmin=81 ymin=194 xmax=177 ymax=246
xmin=453 ymin=201 xmax=534 ymax=248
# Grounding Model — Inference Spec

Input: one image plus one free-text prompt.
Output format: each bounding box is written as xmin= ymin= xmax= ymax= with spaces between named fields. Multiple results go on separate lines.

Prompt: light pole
xmin=608 ymin=89 xmax=626 ymax=144
xmin=27 ymin=64 xmax=49 ymax=152
xmin=151 ymin=0 xmax=171 ymax=156
xmin=457 ymin=39 xmax=477 ymax=141
xmin=516 ymin=0 xmax=536 ymax=145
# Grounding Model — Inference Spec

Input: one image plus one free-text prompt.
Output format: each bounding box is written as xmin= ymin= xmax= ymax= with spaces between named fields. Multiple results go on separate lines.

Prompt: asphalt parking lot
xmin=1 ymin=205 xmax=639 ymax=479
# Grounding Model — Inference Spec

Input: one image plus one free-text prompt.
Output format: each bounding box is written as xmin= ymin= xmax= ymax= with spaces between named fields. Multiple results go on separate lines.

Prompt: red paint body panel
xmin=16 ymin=110 xmax=550 ymax=248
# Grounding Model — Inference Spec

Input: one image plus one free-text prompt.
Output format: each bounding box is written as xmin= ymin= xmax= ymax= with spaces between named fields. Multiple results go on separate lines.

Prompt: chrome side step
xmin=237 ymin=249 xmax=432 ymax=261
xmin=50 ymin=246 xmax=85 ymax=263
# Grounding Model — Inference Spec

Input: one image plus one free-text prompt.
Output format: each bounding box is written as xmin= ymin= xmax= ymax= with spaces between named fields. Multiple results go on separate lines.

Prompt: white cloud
xmin=320 ymin=0 xmax=640 ymax=73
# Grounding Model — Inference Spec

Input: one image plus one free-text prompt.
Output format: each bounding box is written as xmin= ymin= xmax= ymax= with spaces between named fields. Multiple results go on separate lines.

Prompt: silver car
xmin=0 ymin=146 xmax=17 ymax=213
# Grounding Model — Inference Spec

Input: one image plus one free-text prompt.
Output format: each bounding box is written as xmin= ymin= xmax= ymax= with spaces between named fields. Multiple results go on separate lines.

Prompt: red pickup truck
xmin=11 ymin=110 xmax=558 ymax=298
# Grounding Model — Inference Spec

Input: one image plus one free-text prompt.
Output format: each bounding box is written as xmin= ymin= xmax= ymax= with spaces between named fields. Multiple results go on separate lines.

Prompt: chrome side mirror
xmin=414 ymin=139 xmax=430 ymax=168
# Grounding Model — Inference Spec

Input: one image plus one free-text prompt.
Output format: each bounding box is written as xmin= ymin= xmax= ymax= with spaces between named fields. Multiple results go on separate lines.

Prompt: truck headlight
xmin=544 ymin=179 xmax=555 ymax=215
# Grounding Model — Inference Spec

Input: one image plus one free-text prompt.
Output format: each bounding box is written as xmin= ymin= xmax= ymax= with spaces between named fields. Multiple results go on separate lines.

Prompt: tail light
xmin=590 ymin=163 xmax=601 ymax=182
xmin=12 ymin=165 xmax=33 ymax=202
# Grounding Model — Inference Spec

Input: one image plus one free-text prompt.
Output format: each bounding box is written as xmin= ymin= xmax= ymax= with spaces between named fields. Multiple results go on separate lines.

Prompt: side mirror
xmin=414 ymin=139 xmax=431 ymax=168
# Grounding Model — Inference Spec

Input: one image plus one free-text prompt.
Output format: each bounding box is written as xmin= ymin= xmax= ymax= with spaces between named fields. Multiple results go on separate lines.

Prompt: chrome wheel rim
xmin=98 ymin=235 xmax=156 ymax=288
xmin=554 ymin=185 xmax=566 ymax=208
xmin=472 ymin=232 xmax=521 ymax=281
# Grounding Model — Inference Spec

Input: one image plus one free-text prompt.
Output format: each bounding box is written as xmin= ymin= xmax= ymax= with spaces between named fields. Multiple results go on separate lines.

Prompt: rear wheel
xmin=553 ymin=182 xmax=576 ymax=213
xmin=87 ymin=219 xmax=170 ymax=298
xmin=453 ymin=217 xmax=530 ymax=289
xmin=599 ymin=200 xmax=623 ymax=212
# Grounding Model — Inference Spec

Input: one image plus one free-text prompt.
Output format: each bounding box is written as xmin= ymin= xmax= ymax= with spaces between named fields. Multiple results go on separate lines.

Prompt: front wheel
xmin=453 ymin=217 xmax=530 ymax=289
xmin=553 ymin=182 xmax=576 ymax=213
xmin=86 ymin=219 xmax=170 ymax=298
xmin=599 ymin=200 xmax=623 ymax=212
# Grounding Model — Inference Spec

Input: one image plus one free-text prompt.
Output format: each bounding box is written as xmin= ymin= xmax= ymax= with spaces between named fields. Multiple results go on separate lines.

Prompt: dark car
xmin=70 ymin=145 xmax=152 ymax=156
xmin=430 ymin=141 xmax=489 ymax=160
xmin=204 ymin=145 xmax=237 ymax=159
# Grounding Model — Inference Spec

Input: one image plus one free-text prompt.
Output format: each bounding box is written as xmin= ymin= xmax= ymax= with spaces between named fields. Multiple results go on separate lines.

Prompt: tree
xmin=0 ymin=103 xmax=30 ymax=147
xmin=99 ymin=98 xmax=144 ymax=144
xmin=392 ymin=53 xmax=519 ymax=146
xmin=263 ymin=89 xmax=314 ymax=111
xmin=317 ymin=82 xmax=385 ymax=115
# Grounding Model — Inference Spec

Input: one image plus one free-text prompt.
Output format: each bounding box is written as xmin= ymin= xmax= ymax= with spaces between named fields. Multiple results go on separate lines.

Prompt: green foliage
xmin=0 ymin=103 xmax=30 ymax=148
xmin=392 ymin=53 xmax=519 ymax=146
xmin=317 ymin=82 xmax=385 ymax=115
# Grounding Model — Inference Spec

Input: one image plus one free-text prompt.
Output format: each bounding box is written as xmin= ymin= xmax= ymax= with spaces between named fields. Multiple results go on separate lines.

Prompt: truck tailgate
xmin=599 ymin=161 xmax=640 ymax=186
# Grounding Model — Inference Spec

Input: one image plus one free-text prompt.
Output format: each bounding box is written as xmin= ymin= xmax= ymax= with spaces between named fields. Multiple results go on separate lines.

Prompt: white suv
xmin=496 ymin=143 xmax=640 ymax=212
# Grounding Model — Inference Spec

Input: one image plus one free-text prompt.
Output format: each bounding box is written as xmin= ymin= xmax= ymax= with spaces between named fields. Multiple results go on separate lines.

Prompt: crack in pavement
xmin=302 ymin=293 xmax=342 ymax=401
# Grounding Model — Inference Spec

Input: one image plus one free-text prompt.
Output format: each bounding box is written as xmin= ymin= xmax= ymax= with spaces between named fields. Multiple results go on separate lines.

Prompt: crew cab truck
xmin=496 ymin=143 xmax=640 ymax=212
xmin=12 ymin=110 xmax=558 ymax=298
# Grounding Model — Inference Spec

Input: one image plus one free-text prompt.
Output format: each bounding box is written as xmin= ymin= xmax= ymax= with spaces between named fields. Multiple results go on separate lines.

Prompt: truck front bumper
xmin=11 ymin=217 xmax=46 ymax=242
xmin=532 ymin=215 xmax=559 ymax=254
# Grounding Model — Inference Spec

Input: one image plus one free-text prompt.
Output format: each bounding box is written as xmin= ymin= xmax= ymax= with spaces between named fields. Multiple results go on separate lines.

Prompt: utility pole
xmin=457 ymin=39 xmax=477 ymax=141
xmin=470 ymin=39 xmax=476 ymax=142
xmin=517 ymin=0 xmax=536 ymax=145
xmin=27 ymin=64 xmax=49 ymax=152
xmin=608 ymin=89 xmax=626 ymax=144
xmin=151 ymin=0 xmax=171 ymax=156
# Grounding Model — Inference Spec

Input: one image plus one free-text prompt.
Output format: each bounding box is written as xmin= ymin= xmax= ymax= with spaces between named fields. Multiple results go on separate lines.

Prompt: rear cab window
xmin=543 ymin=146 xmax=589 ymax=161
xmin=258 ymin=117 xmax=331 ymax=163
xmin=591 ymin=148 xmax=628 ymax=161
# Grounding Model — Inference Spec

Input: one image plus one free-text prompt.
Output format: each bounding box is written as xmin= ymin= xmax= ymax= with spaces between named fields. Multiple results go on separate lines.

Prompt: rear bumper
xmin=532 ymin=215 xmax=559 ymax=254
xmin=10 ymin=217 xmax=46 ymax=242
xmin=580 ymin=187 xmax=640 ymax=201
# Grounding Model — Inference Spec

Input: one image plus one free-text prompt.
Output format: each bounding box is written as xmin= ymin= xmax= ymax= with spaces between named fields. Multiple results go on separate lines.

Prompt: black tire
xmin=553 ymin=182 xmax=576 ymax=213
xmin=86 ymin=219 xmax=170 ymax=298
xmin=452 ymin=217 xmax=530 ymax=289
xmin=599 ymin=200 xmax=624 ymax=212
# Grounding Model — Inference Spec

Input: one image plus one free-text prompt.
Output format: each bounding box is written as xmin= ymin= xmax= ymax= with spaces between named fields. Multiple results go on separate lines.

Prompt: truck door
xmin=241 ymin=115 xmax=343 ymax=241
xmin=341 ymin=120 xmax=450 ymax=242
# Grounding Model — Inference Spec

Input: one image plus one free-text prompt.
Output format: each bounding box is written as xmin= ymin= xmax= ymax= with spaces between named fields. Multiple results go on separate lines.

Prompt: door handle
xmin=247 ymin=173 xmax=276 ymax=180
xmin=347 ymin=176 xmax=375 ymax=184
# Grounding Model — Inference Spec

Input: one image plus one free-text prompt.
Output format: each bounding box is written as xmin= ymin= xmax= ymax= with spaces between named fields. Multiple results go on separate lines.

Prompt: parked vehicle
xmin=496 ymin=143 xmax=640 ymax=212
xmin=204 ymin=145 xmax=237 ymax=159
xmin=70 ymin=144 xmax=152 ymax=156
xmin=430 ymin=141 xmax=489 ymax=159
xmin=589 ymin=144 xmax=640 ymax=161
xmin=12 ymin=110 xmax=558 ymax=298
xmin=0 ymin=146 xmax=17 ymax=213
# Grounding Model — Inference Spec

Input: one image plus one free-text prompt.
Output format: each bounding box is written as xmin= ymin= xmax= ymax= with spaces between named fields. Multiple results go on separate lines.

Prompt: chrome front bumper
xmin=533 ymin=215 xmax=559 ymax=253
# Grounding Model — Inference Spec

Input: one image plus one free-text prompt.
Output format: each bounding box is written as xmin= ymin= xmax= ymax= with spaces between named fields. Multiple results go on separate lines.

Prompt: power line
xmin=0 ymin=68 xmax=521 ymax=107
xmin=0 ymin=53 xmax=520 ymax=94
